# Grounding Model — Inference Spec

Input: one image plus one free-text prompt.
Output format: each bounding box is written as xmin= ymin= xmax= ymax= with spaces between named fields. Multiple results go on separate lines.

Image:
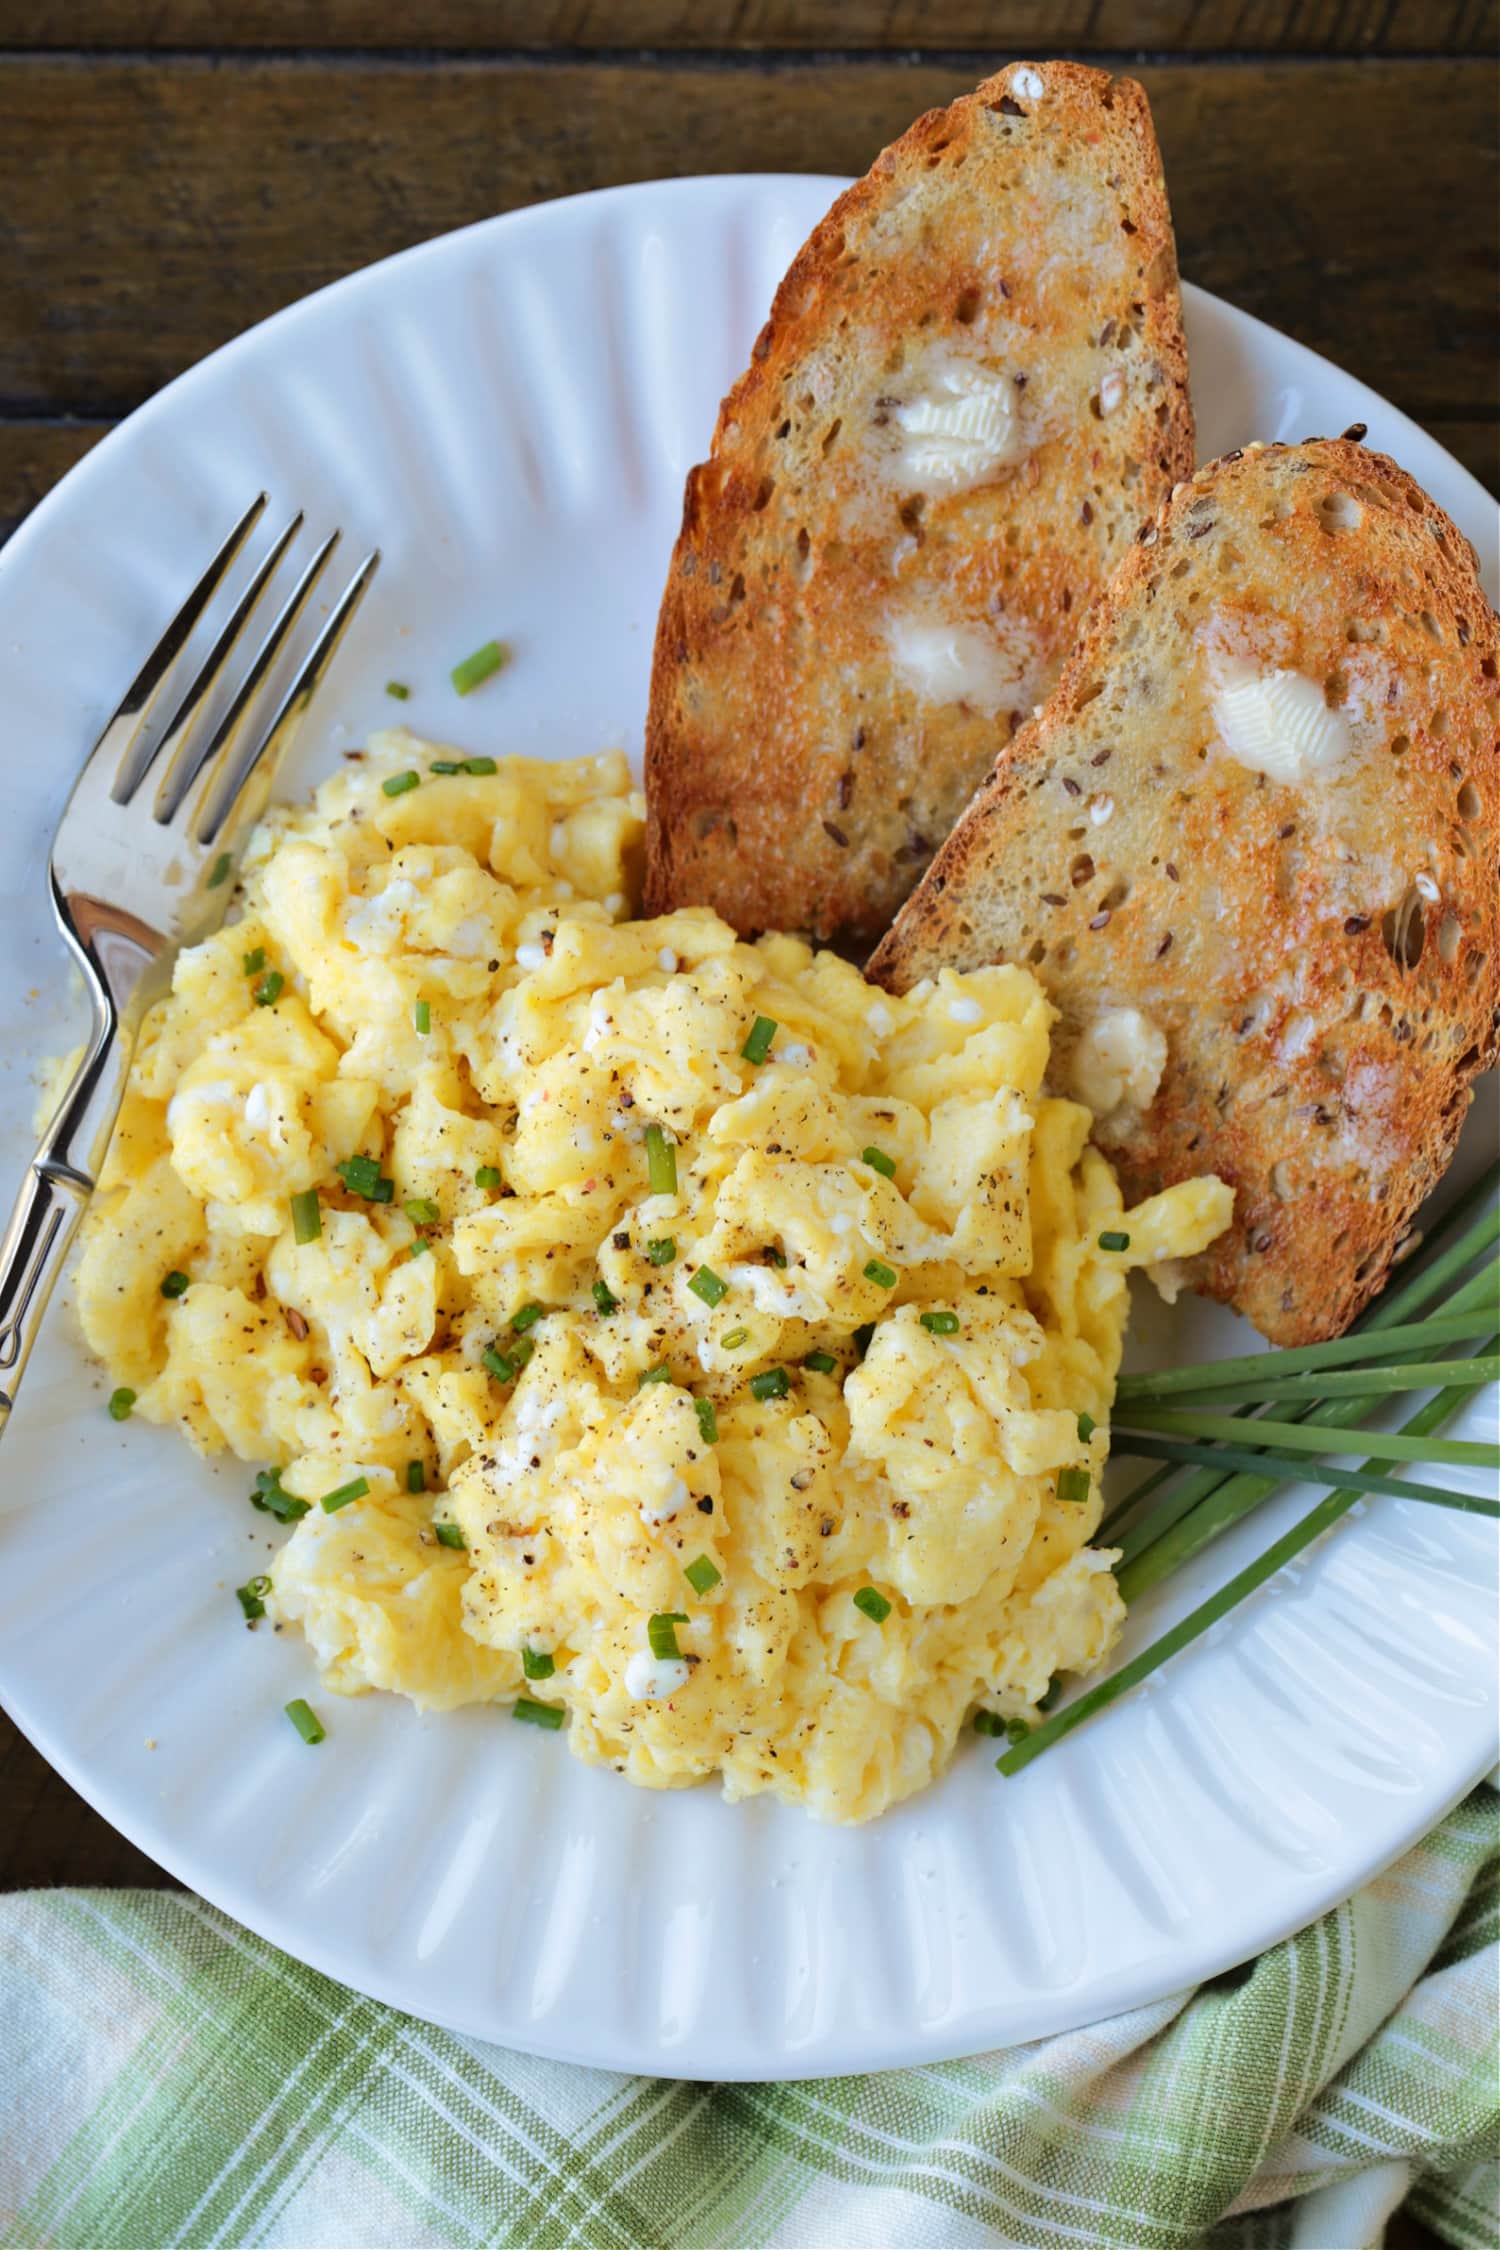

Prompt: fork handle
xmin=0 ymin=1000 xmax=129 ymax=1433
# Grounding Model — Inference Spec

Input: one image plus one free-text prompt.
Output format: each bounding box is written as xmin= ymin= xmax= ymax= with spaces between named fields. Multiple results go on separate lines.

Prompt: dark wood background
xmin=0 ymin=13 xmax=1491 ymax=2217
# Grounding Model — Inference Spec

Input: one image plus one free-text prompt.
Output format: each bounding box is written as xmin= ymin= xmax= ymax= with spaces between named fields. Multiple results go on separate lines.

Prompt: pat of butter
xmin=1211 ymin=663 xmax=1354 ymax=785
xmin=893 ymin=360 xmax=1027 ymax=493
xmin=886 ymin=612 xmax=1031 ymax=716
xmin=1071 ymin=1008 xmax=1167 ymax=1120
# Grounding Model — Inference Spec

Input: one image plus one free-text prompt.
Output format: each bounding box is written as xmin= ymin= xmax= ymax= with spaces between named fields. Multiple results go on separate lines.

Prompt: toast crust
xmin=644 ymin=60 xmax=1194 ymax=952
xmin=870 ymin=438 xmax=1500 ymax=1344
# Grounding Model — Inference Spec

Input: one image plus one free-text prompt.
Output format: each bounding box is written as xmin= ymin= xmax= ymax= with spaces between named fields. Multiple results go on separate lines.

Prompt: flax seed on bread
xmin=869 ymin=438 xmax=1500 ymax=1345
xmin=644 ymin=59 xmax=1193 ymax=952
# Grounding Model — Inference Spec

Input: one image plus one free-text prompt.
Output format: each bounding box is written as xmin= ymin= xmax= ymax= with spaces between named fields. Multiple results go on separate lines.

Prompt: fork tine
xmin=148 ymin=514 xmax=305 ymax=821
xmin=194 ymin=548 xmax=381 ymax=853
xmin=106 ymin=493 xmax=268 ymax=804
xmin=170 ymin=528 xmax=342 ymax=844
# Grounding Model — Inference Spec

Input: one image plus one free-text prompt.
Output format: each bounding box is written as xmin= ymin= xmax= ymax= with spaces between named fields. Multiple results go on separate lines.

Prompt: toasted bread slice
xmin=644 ymin=60 xmax=1193 ymax=952
xmin=870 ymin=438 xmax=1500 ymax=1344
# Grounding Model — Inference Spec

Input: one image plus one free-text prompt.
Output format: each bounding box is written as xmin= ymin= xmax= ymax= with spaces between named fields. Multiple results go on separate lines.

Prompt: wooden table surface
xmin=0 ymin=15 xmax=1491 ymax=2215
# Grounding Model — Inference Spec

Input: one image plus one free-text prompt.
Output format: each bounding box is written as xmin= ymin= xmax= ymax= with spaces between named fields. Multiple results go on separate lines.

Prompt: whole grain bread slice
xmin=644 ymin=59 xmax=1193 ymax=952
xmin=869 ymin=437 xmax=1500 ymax=1344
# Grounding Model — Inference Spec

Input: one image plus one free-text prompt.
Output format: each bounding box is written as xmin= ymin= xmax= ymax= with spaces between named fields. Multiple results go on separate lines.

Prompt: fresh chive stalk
xmin=1117 ymin=1404 xmax=1496 ymax=1472
xmin=1111 ymin=1433 xmax=1497 ymax=1515
xmin=1114 ymin=1308 xmax=1499 ymax=1400
xmin=320 ymin=1476 xmax=369 ymax=1513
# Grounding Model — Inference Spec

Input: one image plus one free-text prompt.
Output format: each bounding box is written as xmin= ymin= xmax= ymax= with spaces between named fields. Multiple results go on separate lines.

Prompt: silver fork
xmin=0 ymin=496 xmax=379 ymax=1433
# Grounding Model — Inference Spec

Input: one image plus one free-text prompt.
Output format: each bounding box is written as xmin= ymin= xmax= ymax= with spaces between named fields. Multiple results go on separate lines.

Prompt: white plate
xmin=0 ymin=177 xmax=1495 ymax=2081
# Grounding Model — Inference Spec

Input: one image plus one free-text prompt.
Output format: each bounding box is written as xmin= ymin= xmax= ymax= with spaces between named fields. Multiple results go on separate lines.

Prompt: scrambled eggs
xmin=77 ymin=732 xmax=1230 ymax=1823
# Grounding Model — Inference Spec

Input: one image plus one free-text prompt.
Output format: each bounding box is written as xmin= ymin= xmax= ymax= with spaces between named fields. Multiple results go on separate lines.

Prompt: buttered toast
xmin=870 ymin=438 xmax=1500 ymax=1344
xmin=644 ymin=60 xmax=1193 ymax=952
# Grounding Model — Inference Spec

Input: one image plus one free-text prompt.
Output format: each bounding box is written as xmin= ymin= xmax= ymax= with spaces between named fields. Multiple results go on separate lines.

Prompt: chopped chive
xmin=290 ymin=1189 xmax=321 ymax=1244
xmin=694 ymin=1396 xmax=719 ymax=1444
xmin=483 ymin=1346 xmax=517 ymax=1382
xmin=430 ymin=758 xmax=461 ymax=774
xmin=381 ymin=769 xmax=420 ymax=798
xmin=160 ymin=1270 xmax=190 ymax=1299
xmin=385 ymin=679 xmax=410 ymax=700
xmin=475 ymin=1165 xmax=503 ymax=1191
xmin=1056 ymin=1467 xmax=1092 ymax=1505
xmin=206 ymin=851 xmax=232 ymax=889
xmin=972 ymin=1710 xmax=1006 ymax=1737
xmin=646 ymin=1236 xmax=676 ymax=1266
xmin=513 ymin=1696 xmax=564 ymax=1730
xmin=861 ymin=1145 xmax=897 ymax=1179
xmin=920 ymin=1310 xmax=959 ymax=1336
xmin=1077 ymin=1411 xmax=1097 ymax=1443
xmin=236 ymin=1575 xmax=271 ymax=1621
xmin=434 ymin=1521 xmax=466 ymax=1549
xmin=688 ymin=1265 xmax=728 ymax=1307
xmin=254 ymin=971 xmax=284 ymax=1008
xmin=721 ymin=1328 xmax=749 ymax=1350
xmin=1003 ymin=1717 xmax=1033 ymax=1749
xmin=853 ymin=1586 xmax=891 ymax=1624
xmin=336 ymin=1153 xmax=383 ymax=1197
xmin=645 ymin=1124 xmax=678 ymax=1198
xmin=320 ymin=1476 xmax=370 ymax=1513
xmin=592 ymin=1279 xmax=619 ymax=1316
xmin=750 ymin=1366 xmax=790 ymax=1402
xmin=284 ymin=1699 xmax=325 ymax=1745
xmin=741 ymin=1015 xmax=778 ymax=1065
xmin=1098 ymin=1230 xmax=1130 ymax=1253
xmin=511 ymin=1302 xmax=545 ymax=1332
xmin=764 ymin=1246 xmax=787 ymax=1268
xmin=853 ymin=1322 xmax=876 ymax=1358
xmin=684 ymin=1554 xmax=721 ymax=1595
xmin=404 ymin=1197 xmax=440 ymax=1226
xmin=107 ymin=1387 xmax=136 ymax=1422
xmin=250 ymin=1467 xmax=309 ymax=1522
xmin=408 ymin=1238 xmax=429 ymax=1258
xmin=638 ymin=1362 xmax=673 ymax=1387
xmin=648 ymin=1612 xmax=688 ymax=1660
xmin=406 ymin=1459 xmax=426 ymax=1494
xmin=803 ymin=1350 xmax=838 ymax=1374
xmin=510 ymin=1336 xmax=535 ymax=1369
xmin=413 ymin=999 xmax=431 ymax=1035
xmin=863 ymin=1259 xmax=898 ymax=1290
xmin=242 ymin=947 xmax=266 ymax=975
xmin=523 ymin=1646 xmax=556 ymax=1681
xmin=460 ymin=755 xmax=498 ymax=775
xmin=451 ymin=642 xmax=507 ymax=697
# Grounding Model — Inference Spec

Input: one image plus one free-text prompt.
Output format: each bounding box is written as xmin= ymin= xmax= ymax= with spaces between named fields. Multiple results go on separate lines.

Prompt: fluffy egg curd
xmin=76 ymin=731 xmax=1231 ymax=1823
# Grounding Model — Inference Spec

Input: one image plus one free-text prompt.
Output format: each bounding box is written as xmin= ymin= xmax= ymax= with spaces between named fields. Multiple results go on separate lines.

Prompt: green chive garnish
xmin=431 ymin=758 xmax=461 ymax=774
xmin=688 ymin=1265 xmax=728 ymax=1307
xmin=206 ymin=852 xmax=232 ymax=889
xmin=483 ymin=1346 xmax=517 ymax=1382
xmin=413 ymin=999 xmax=430 ymax=1035
xmin=291 ymin=1189 xmax=321 ymax=1244
xmin=648 ymin=1612 xmax=688 ymax=1660
xmin=861 ymin=1146 xmax=896 ymax=1179
xmin=646 ymin=1237 xmax=676 ymax=1266
xmin=920 ymin=1310 xmax=959 ymax=1335
xmin=320 ymin=1476 xmax=370 ymax=1513
xmin=803 ymin=1350 xmax=837 ymax=1374
xmin=250 ymin=1468 xmax=309 ymax=1523
xmin=451 ymin=642 xmax=507 ymax=697
xmin=741 ymin=1015 xmax=777 ymax=1065
xmin=764 ymin=1246 xmax=787 ymax=1268
xmin=592 ymin=1279 xmax=619 ymax=1315
xmin=404 ymin=1197 xmax=440 ymax=1226
xmin=1003 ymin=1717 xmax=1033 ymax=1749
xmin=236 ymin=1576 xmax=271 ymax=1621
xmin=513 ymin=1697 xmax=563 ymax=1730
xmin=242 ymin=947 xmax=266 ymax=975
xmin=694 ymin=1396 xmax=719 ymax=1444
xmin=381 ymin=769 xmax=420 ymax=798
xmin=1120 ymin=1405 xmax=1496 ymax=1470
xmin=385 ymin=680 xmax=410 ymax=700
xmin=645 ymin=1124 xmax=677 ymax=1198
xmin=1077 ymin=1412 xmax=1097 ymax=1442
xmin=406 ymin=1459 xmax=426 ymax=1494
xmin=160 ymin=1270 xmax=190 ymax=1299
xmin=460 ymin=755 xmax=498 ymax=775
xmin=434 ymin=1522 xmax=466 ymax=1549
xmin=972 ymin=1710 xmax=1006 ymax=1737
xmin=511 ymin=1302 xmax=544 ymax=1332
xmin=336 ymin=1154 xmax=383 ymax=1198
xmin=408 ymin=1239 xmax=429 ymax=1258
xmin=1098 ymin=1230 xmax=1130 ymax=1253
xmin=638 ymin=1363 xmax=673 ymax=1387
xmin=1056 ymin=1467 xmax=1092 ymax=1505
xmin=254 ymin=971 xmax=284 ymax=1008
xmin=721 ymin=1328 xmax=749 ymax=1350
xmin=523 ymin=1647 xmax=555 ymax=1681
xmin=475 ymin=1165 xmax=502 ymax=1190
xmin=284 ymin=1699 xmax=325 ymax=1745
xmin=684 ymin=1554 xmax=721 ymax=1595
xmin=864 ymin=1259 xmax=898 ymax=1290
xmin=107 ymin=1387 xmax=136 ymax=1422
xmin=749 ymin=1366 xmax=790 ymax=1402
xmin=853 ymin=1586 xmax=891 ymax=1624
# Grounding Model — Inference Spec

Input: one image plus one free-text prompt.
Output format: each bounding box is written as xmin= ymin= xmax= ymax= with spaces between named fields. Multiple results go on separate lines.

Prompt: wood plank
xmin=0 ymin=421 xmax=109 ymax=547
xmin=0 ymin=1712 xmax=175 ymax=1887
xmin=0 ymin=0 xmax=1494 ymax=54
xmin=0 ymin=58 xmax=1493 ymax=445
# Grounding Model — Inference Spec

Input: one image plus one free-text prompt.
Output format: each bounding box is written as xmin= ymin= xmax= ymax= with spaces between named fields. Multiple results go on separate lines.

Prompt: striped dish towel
xmin=0 ymin=1787 xmax=1494 ymax=2250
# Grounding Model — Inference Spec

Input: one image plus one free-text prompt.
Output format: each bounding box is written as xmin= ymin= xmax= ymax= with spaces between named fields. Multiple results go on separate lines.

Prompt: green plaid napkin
xmin=1 ymin=1789 xmax=1495 ymax=2250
